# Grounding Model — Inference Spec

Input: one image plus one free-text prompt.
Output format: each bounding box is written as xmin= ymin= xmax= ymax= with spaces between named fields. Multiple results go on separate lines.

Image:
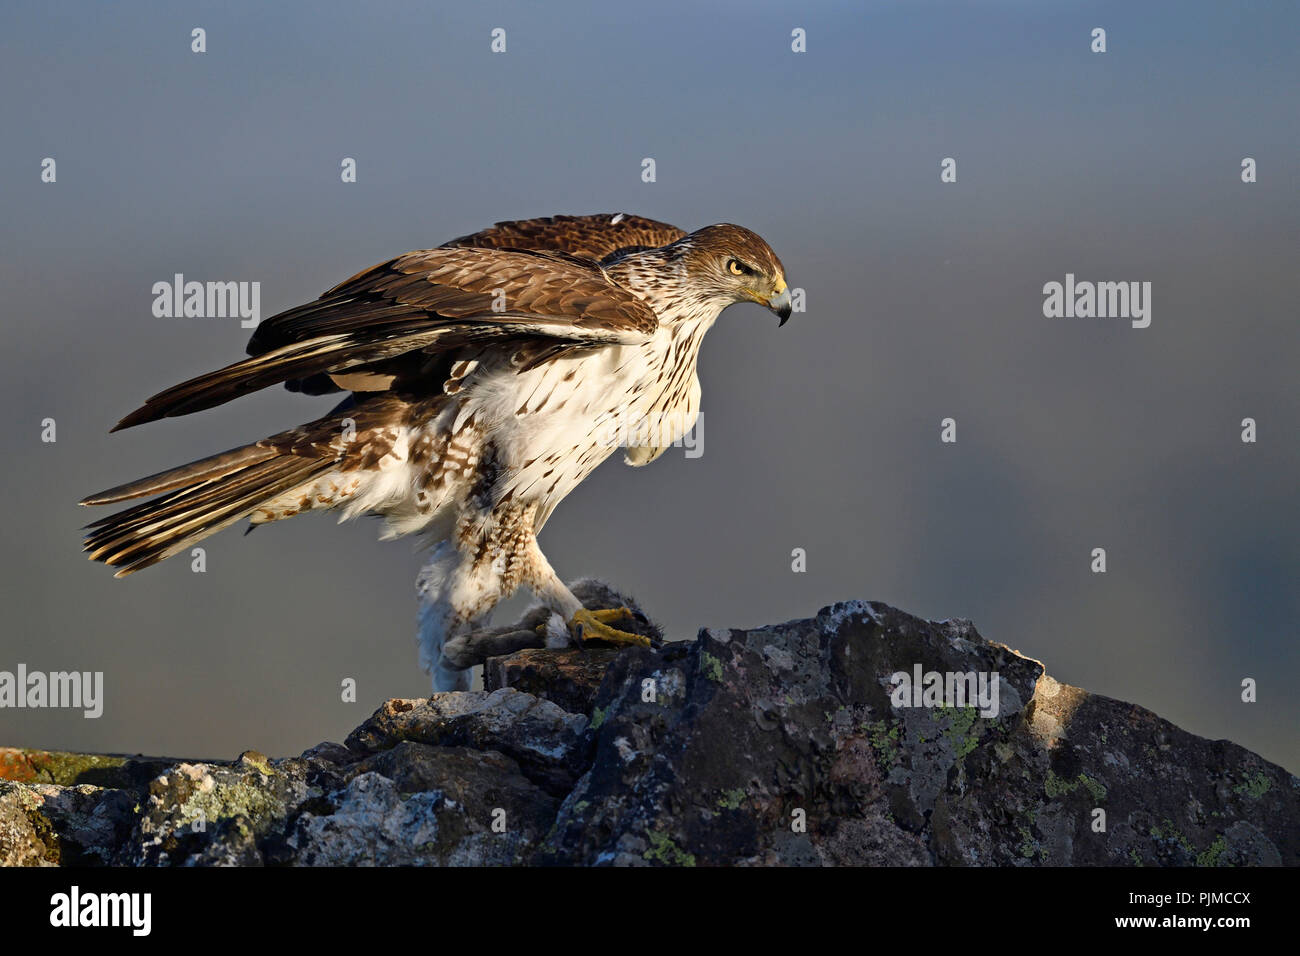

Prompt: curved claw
xmin=569 ymin=607 xmax=651 ymax=648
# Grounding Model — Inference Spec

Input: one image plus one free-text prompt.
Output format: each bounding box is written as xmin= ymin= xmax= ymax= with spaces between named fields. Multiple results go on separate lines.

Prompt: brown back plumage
xmin=443 ymin=213 xmax=685 ymax=260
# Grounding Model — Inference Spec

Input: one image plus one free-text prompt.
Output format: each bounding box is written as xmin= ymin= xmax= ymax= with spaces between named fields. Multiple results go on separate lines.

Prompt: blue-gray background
xmin=1 ymin=1 xmax=1296 ymax=770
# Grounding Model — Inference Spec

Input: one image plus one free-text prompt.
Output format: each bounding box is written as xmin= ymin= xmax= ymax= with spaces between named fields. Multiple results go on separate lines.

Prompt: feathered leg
xmin=416 ymin=509 xmax=652 ymax=691
xmin=415 ymin=540 xmax=492 ymax=691
xmin=522 ymin=539 xmax=649 ymax=648
xmin=416 ymin=513 xmax=534 ymax=691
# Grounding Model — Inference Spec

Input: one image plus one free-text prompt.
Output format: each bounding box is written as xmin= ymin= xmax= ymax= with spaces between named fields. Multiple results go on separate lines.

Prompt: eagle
xmin=82 ymin=213 xmax=792 ymax=690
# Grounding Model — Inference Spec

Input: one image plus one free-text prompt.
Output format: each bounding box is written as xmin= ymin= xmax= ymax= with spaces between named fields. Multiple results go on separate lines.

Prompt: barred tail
xmin=81 ymin=442 xmax=334 ymax=577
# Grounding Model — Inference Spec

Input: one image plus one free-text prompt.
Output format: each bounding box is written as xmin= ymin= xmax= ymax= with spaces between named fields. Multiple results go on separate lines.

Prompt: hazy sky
xmin=1 ymin=1 xmax=1296 ymax=771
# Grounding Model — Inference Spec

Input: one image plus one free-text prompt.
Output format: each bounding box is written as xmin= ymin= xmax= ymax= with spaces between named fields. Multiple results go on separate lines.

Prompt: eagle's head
xmin=675 ymin=224 xmax=792 ymax=325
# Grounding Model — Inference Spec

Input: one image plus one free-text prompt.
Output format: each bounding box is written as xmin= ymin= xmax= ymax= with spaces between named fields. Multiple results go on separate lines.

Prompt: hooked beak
xmin=765 ymin=281 xmax=792 ymax=326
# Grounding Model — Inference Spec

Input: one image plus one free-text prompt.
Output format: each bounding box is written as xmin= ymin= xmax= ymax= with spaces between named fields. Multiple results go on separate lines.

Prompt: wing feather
xmin=114 ymin=246 xmax=658 ymax=431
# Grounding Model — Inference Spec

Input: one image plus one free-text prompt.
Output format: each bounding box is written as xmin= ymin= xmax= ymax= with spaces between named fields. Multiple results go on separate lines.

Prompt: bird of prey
xmin=82 ymin=213 xmax=792 ymax=690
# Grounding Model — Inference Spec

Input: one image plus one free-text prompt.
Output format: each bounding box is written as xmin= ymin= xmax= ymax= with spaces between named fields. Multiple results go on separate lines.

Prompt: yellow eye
xmin=727 ymin=259 xmax=744 ymax=276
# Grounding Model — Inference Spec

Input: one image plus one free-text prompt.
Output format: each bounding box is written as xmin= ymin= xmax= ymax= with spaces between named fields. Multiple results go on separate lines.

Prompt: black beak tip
xmin=777 ymin=306 xmax=792 ymax=327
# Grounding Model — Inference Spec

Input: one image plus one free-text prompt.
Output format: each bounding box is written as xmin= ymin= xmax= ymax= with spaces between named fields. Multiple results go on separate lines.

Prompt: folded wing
xmin=113 ymin=243 xmax=661 ymax=432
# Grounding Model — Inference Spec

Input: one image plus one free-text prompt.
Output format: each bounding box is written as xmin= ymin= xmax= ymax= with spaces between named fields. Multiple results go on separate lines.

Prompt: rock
xmin=0 ymin=777 xmax=140 ymax=866
xmin=484 ymin=647 xmax=620 ymax=716
xmin=1 ymin=597 xmax=1295 ymax=866
xmin=278 ymin=745 xmax=555 ymax=866
xmin=131 ymin=751 xmax=314 ymax=866
xmin=344 ymin=689 xmax=589 ymax=796
xmin=540 ymin=602 xmax=1297 ymax=865
xmin=0 ymin=784 xmax=59 ymax=866
xmin=0 ymin=748 xmax=176 ymax=790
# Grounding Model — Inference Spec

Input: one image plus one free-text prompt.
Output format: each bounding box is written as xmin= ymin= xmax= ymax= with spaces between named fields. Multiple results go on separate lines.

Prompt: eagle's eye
xmin=726 ymin=259 xmax=746 ymax=276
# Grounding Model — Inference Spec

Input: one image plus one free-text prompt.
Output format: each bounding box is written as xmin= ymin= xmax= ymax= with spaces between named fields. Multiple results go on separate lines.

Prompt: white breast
xmin=301 ymin=312 xmax=719 ymax=541
xmin=467 ymin=317 xmax=715 ymax=513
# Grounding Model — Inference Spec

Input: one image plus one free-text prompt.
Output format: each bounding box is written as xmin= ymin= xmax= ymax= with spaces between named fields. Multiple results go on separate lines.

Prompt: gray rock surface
xmin=2 ymin=598 xmax=1295 ymax=866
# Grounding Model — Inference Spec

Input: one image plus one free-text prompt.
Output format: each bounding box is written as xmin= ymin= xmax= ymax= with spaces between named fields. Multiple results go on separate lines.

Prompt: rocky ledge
xmin=2 ymin=597 xmax=1295 ymax=866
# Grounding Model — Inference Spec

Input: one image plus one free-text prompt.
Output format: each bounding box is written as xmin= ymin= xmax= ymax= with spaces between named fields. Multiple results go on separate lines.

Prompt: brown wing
xmin=112 ymin=246 xmax=657 ymax=432
xmin=255 ymin=212 xmax=685 ymax=396
xmin=443 ymin=213 xmax=686 ymax=261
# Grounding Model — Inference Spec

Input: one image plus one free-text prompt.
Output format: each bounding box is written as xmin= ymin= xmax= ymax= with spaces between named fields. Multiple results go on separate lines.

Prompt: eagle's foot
xmin=569 ymin=607 xmax=652 ymax=648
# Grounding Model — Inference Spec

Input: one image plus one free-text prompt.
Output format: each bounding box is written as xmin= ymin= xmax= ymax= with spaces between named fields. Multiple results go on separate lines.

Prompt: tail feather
xmin=82 ymin=448 xmax=335 ymax=577
xmin=109 ymin=326 xmax=449 ymax=432
xmin=86 ymin=452 xmax=296 ymax=534
xmin=80 ymin=443 xmax=278 ymax=506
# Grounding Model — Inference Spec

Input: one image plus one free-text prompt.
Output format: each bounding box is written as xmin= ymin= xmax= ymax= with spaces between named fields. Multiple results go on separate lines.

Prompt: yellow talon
xmin=570 ymin=607 xmax=651 ymax=648
xmin=585 ymin=607 xmax=634 ymax=624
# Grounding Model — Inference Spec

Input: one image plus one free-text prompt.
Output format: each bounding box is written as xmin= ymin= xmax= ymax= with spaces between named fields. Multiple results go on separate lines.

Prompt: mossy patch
xmin=1044 ymin=770 xmax=1079 ymax=798
xmin=24 ymin=807 xmax=62 ymax=864
xmin=644 ymin=829 xmax=696 ymax=866
xmin=937 ymin=706 xmax=979 ymax=760
xmin=1195 ymin=834 xmax=1228 ymax=867
xmin=1150 ymin=818 xmax=1195 ymax=854
xmin=700 ymin=652 xmax=724 ymax=683
xmin=0 ymin=749 xmax=129 ymax=787
xmin=157 ymin=768 xmax=287 ymax=836
xmin=1078 ymin=773 xmax=1107 ymax=803
xmin=238 ymin=752 xmax=277 ymax=777
xmin=1045 ymin=770 xmax=1106 ymax=803
xmin=863 ymin=720 xmax=902 ymax=767
xmin=716 ymin=788 xmax=746 ymax=810
xmin=1016 ymin=824 xmax=1046 ymax=862
xmin=1233 ymin=771 xmax=1270 ymax=799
